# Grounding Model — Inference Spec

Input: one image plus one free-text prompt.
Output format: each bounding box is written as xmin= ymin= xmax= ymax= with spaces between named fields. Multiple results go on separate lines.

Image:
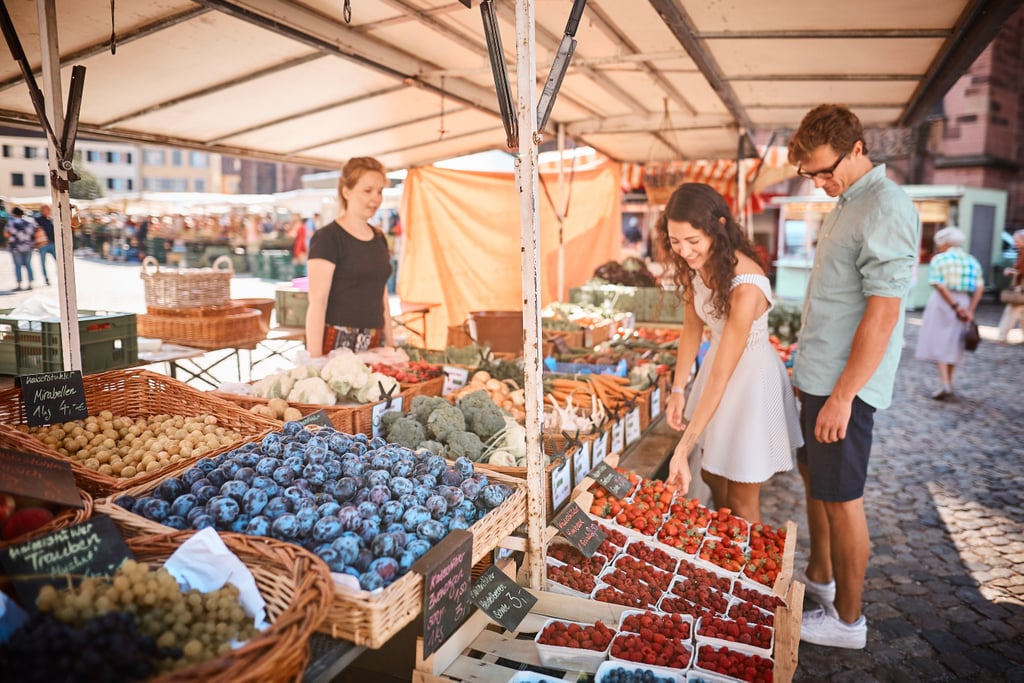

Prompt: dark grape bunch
xmin=0 ymin=611 xmax=177 ymax=683
xmin=29 ymin=558 xmax=258 ymax=674
xmin=601 ymin=667 xmax=675 ymax=683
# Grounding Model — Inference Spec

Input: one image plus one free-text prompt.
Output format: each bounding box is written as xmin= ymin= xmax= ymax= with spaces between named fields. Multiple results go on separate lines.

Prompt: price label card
xmin=469 ymin=564 xmax=537 ymax=633
xmin=297 ymin=409 xmax=334 ymax=428
xmin=610 ymin=420 xmax=625 ymax=455
xmin=18 ymin=370 xmax=88 ymax=427
xmin=651 ymin=387 xmax=662 ymax=418
xmin=413 ymin=528 xmax=473 ymax=658
xmin=0 ymin=516 xmax=133 ymax=613
xmin=371 ymin=396 xmax=403 ymax=439
xmin=588 ymin=461 xmax=633 ymax=499
xmin=625 ymin=408 xmax=642 ymax=446
xmin=442 ymin=366 xmax=469 ymax=395
xmin=0 ymin=447 xmax=83 ymax=508
xmin=572 ymin=440 xmax=592 ymax=488
xmin=549 ymin=457 xmax=573 ymax=513
xmin=592 ymin=432 xmax=608 ymax=467
xmin=551 ymin=502 xmax=606 ymax=558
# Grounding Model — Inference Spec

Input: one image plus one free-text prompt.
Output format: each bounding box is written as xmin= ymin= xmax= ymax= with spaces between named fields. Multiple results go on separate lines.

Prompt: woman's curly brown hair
xmin=657 ymin=183 xmax=763 ymax=319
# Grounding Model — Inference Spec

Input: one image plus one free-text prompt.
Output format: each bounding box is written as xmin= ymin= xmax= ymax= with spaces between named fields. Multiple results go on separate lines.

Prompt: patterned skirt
xmin=323 ymin=325 xmax=382 ymax=354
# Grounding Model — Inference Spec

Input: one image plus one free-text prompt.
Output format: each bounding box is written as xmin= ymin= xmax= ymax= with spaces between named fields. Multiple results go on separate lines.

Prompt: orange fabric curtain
xmin=397 ymin=161 xmax=622 ymax=349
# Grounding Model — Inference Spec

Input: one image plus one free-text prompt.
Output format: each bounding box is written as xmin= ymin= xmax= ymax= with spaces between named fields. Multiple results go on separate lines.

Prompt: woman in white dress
xmin=662 ymin=183 xmax=803 ymax=522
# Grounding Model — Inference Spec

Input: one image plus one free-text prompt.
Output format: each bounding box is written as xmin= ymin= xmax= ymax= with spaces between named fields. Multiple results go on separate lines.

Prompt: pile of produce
xmin=250 ymin=349 xmax=400 ymax=405
xmin=0 ymin=559 xmax=256 ymax=681
xmin=0 ymin=492 xmax=57 ymax=542
xmin=115 ymin=423 xmax=514 ymax=590
xmin=592 ymin=257 xmax=658 ymax=287
xmin=448 ymin=370 xmax=525 ymax=422
xmin=369 ymin=359 xmax=443 ymax=384
xmin=383 ymin=392 xmax=528 ymax=467
xmin=18 ymin=411 xmax=242 ymax=479
xmin=247 ymin=397 xmax=304 ymax=421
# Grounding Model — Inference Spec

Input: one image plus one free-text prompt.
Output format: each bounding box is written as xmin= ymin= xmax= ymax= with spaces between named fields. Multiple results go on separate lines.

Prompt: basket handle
xmin=212 ymin=254 xmax=235 ymax=273
xmin=141 ymin=255 xmax=160 ymax=275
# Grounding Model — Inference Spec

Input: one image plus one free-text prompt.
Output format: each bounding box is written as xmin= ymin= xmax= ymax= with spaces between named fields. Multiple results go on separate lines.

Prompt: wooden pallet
xmin=413 ymin=563 xmax=803 ymax=683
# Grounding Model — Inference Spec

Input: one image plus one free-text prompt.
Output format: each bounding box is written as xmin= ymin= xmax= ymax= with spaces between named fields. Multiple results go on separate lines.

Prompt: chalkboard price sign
xmin=0 ymin=515 xmax=133 ymax=612
xmin=469 ymin=564 xmax=537 ymax=632
xmin=296 ymin=409 xmax=334 ymax=428
xmin=587 ymin=460 xmax=634 ymax=499
xmin=0 ymin=446 xmax=83 ymax=508
xmin=413 ymin=528 xmax=473 ymax=658
xmin=18 ymin=370 xmax=88 ymax=427
xmin=551 ymin=501 xmax=605 ymax=558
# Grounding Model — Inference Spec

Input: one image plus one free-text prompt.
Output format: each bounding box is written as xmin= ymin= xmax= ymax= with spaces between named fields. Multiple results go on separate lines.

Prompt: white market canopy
xmin=0 ymin=0 xmax=1018 ymax=170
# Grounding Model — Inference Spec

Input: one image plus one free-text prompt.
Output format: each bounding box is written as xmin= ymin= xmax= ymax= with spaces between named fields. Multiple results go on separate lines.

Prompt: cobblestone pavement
xmin=761 ymin=301 xmax=1024 ymax=682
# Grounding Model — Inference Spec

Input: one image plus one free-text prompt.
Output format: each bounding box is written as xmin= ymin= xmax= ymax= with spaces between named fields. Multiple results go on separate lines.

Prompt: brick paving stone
xmin=904 ymin=657 xmax=956 ymax=680
xmin=871 ymin=664 xmax=942 ymax=683
xmin=873 ymin=617 xmax=918 ymax=639
xmin=966 ymin=645 xmax=1018 ymax=672
xmin=977 ymin=617 xmax=1019 ymax=639
xmin=938 ymin=652 xmax=982 ymax=678
xmin=949 ymin=620 xmax=997 ymax=646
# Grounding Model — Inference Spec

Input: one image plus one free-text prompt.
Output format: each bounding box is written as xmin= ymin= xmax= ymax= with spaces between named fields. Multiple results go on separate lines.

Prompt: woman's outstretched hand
xmin=665 ymin=391 xmax=687 ymax=430
xmin=667 ymin=436 xmax=694 ymax=493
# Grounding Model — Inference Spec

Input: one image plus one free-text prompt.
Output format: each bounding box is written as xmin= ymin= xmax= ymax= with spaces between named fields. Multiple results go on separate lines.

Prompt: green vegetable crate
xmin=0 ymin=309 xmax=138 ymax=376
xmin=275 ymin=286 xmax=309 ymax=327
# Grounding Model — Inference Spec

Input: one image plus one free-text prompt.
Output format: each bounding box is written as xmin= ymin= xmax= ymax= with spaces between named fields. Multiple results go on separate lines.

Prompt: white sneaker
xmin=795 ymin=567 xmax=836 ymax=607
xmin=800 ymin=606 xmax=867 ymax=649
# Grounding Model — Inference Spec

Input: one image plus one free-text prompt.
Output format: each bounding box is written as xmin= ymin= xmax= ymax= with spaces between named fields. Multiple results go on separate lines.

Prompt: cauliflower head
xmin=320 ymin=350 xmax=371 ymax=398
xmin=251 ymin=372 xmax=295 ymax=399
xmin=355 ymin=372 xmax=401 ymax=404
xmin=287 ymin=376 xmax=337 ymax=405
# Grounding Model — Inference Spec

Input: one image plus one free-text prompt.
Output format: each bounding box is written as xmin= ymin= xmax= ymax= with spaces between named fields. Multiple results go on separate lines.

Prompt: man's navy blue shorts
xmin=796 ymin=393 xmax=876 ymax=502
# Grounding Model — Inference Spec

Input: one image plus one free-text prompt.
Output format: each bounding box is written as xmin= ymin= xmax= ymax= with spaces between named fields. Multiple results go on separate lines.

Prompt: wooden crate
xmin=412 ymin=564 xmax=803 ymax=683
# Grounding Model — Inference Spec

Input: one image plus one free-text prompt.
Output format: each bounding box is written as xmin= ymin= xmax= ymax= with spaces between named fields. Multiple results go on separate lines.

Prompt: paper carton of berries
xmin=533 ymin=617 xmax=616 ymax=673
xmin=546 ymin=557 xmax=598 ymax=598
xmin=596 ymin=658 xmax=687 ymax=683
xmin=691 ymin=643 xmax=774 ymax=683
xmin=617 ymin=609 xmax=694 ymax=643
xmin=695 ymin=615 xmax=774 ymax=658
xmin=609 ymin=630 xmax=693 ymax=671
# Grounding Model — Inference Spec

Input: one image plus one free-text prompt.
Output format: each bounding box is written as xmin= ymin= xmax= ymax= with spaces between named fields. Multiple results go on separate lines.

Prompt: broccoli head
xmin=381 ymin=409 xmax=405 ymax=432
xmin=426 ymin=403 xmax=466 ymax=442
xmin=411 ymin=395 xmax=451 ymax=425
xmin=445 ymin=431 xmax=484 ymax=461
xmin=458 ymin=390 xmax=507 ymax=441
xmin=386 ymin=416 xmax=427 ymax=450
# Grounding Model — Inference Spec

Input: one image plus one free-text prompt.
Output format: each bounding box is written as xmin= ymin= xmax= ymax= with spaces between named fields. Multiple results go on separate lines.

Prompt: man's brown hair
xmin=787 ymin=104 xmax=867 ymax=166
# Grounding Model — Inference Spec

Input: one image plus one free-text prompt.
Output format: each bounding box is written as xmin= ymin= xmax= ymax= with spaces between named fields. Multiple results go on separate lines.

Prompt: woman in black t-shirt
xmin=306 ymin=157 xmax=394 ymax=355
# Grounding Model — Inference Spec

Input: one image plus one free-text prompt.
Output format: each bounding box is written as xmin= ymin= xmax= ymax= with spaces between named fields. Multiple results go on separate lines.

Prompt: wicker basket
xmin=398 ymin=374 xmax=445 ymax=402
xmin=475 ymin=440 xmax=575 ymax=520
xmin=97 ymin=468 xmax=527 ymax=650
xmin=138 ymin=306 xmax=266 ymax=350
xmin=141 ymin=255 xmax=234 ymax=309
xmin=208 ymin=391 xmax=354 ymax=433
xmin=124 ymin=530 xmax=332 ymax=683
xmin=233 ymin=298 xmax=275 ymax=330
xmin=0 ymin=369 xmax=279 ymax=497
xmin=0 ymin=488 xmax=92 ymax=549
xmin=334 ymin=385 xmax=420 ymax=436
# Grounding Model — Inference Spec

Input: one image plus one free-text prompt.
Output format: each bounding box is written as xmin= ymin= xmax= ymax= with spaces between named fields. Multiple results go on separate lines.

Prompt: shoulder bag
xmin=32 ymin=226 xmax=49 ymax=248
xmin=964 ymin=320 xmax=981 ymax=352
xmin=1000 ymin=274 xmax=1024 ymax=305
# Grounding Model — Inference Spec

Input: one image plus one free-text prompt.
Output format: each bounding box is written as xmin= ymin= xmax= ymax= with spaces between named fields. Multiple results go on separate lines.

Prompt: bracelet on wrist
xmin=671 ymin=387 xmax=684 ymax=395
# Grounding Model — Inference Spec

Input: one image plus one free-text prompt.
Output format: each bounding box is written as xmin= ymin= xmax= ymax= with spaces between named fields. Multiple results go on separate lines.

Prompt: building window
xmin=143 ymin=149 xmax=165 ymax=165
xmin=171 ymin=150 xmax=182 ymax=167
xmin=24 ymin=146 xmax=37 ymax=159
xmin=11 ymin=173 xmax=24 ymax=187
xmin=189 ymin=151 xmax=208 ymax=168
xmin=193 ymin=178 xmax=205 ymax=192
xmin=106 ymin=151 xmax=121 ymax=163
xmin=127 ymin=178 xmax=133 ymax=190
xmin=86 ymin=150 xmax=101 ymax=162
xmin=125 ymin=152 xmax=132 ymax=164
xmin=33 ymin=174 xmax=46 ymax=187
xmin=1 ymin=145 xmax=10 ymax=158
xmin=106 ymin=178 xmax=115 ymax=189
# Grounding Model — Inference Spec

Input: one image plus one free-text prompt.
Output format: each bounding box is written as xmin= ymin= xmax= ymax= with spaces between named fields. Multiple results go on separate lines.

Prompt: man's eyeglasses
xmin=797 ymin=151 xmax=847 ymax=180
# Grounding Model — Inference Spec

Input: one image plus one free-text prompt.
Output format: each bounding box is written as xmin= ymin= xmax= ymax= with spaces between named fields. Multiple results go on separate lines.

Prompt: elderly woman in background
xmin=914 ymin=226 xmax=984 ymax=400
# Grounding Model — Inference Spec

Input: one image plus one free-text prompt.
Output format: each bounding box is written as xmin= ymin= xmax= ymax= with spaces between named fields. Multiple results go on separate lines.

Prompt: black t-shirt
xmin=308 ymin=221 xmax=392 ymax=329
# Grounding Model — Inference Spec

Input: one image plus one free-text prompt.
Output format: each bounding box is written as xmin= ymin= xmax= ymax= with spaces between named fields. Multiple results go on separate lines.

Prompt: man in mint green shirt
xmin=787 ymin=105 xmax=920 ymax=650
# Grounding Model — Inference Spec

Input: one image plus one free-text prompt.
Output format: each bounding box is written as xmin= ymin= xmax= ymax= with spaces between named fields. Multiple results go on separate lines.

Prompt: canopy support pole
xmin=556 ymin=123 xmax=566 ymax=302
xmin=36 ymin=0 xmax=82 ymax=371
xmin=514 ymin=0 xmax=546 ymax=590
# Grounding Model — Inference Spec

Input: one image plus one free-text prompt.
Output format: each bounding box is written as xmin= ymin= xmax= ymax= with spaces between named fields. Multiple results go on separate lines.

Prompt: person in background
xmin=136 ymin=215 xmax=149 ymax=260
xmin=291 ymin=214 xmax=307 ymax=266
xmin=662 ymin=183 xmax=802 ymax=523
xmin=914 ymin=226 xmax=984 ymax=399
xmin=34 ymin=205 xmax=55 ymax=285
xmin=5 ymin=207 xmax=37 ymax=290
xmin=787 ymin=104 xmax=920 ymax=650
xmin=305 ymin=157 xmax=395 ymax=355
xmin=996 ymin=229 xmax=1024 ymax=343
